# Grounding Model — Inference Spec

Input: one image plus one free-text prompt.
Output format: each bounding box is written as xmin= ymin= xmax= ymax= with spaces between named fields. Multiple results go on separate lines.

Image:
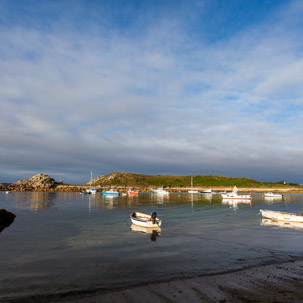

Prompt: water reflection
xmin=222 ymin=199 xmax=252 ymax=209
xmin=130 ymin=224 xmax=161 ymax=241
xmin=261 ymin=218 xmax=303 ymax=230
xmin=201 ymin=193 xmax=212 ymax=201
xmin=12 ymin=192 xmax=56 ymax=211
xmin=150 ymin=193 xmax=171 ymax=204
xmin=264 ymin=197 xmax=283 ymax=203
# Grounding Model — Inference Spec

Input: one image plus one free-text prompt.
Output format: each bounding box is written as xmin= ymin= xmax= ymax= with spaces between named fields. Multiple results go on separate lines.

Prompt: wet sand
xmin=7 ymin=260 xmax=303 ymax=303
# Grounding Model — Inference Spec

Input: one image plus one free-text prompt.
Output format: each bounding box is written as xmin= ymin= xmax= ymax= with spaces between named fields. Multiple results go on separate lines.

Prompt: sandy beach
xmin=5 ymin=259 xmax=303 ymax=303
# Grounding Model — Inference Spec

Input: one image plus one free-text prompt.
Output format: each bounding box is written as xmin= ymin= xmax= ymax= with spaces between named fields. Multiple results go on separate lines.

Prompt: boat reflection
xmin=130 ymin=224 xmax=161 ymax=241
xmin=201 ymin=193 xmax=212 ymax=201
xmin=222 ymin=199 xmax=252 ymax=209
xmin=264 ymin=196 xmax=283 ymax=203
xmin=261 ymin=218 xmax=303 ymax=230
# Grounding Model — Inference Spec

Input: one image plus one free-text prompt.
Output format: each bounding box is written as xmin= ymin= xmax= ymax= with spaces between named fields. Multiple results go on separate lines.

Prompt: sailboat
xmin=85 ymin=171 xmax=97 ymax=194
xmin=188 ymin=177 xmax=198 ymax=194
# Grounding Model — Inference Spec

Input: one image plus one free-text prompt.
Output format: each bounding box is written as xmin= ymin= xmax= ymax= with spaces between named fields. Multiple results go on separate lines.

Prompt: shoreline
xmin=3 ymin=259 xmax=303 ymax=303
xmin=2 ymin=186 xmax=303 ymax=193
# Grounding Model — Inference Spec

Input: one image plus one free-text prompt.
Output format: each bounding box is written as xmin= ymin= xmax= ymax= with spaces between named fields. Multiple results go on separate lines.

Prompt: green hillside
xmin=92 ymin=172 xmax=300 ymax=188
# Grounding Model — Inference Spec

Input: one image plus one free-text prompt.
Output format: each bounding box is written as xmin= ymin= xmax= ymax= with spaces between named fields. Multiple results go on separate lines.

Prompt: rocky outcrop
xmin=10 ymin=174 xmax=57 ymax=191
xmin=0 ymin=209 xmax=16 ymax=232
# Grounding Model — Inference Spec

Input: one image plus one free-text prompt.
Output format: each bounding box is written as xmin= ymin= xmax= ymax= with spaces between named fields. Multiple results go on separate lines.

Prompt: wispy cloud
xmin=1 ymin=0 xmax=303 ymax=183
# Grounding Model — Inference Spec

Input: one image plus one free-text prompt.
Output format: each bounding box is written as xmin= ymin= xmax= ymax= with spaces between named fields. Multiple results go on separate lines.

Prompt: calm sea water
xmin=1 ymin=191 xmax=303 ymax=300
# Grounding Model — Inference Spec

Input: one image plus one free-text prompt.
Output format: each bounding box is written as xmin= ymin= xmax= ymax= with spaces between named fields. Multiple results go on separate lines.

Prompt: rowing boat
xmin=130 ymin=211 xmax=162 ymax=228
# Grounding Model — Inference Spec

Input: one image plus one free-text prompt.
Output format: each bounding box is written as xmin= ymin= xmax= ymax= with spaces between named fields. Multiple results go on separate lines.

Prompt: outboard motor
xmin=151 ymin=212 xmax=157 ymax=224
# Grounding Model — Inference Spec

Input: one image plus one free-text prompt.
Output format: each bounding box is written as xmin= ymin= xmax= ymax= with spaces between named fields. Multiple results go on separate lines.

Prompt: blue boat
xmin=102 ymin=189 xmax=120 ymax=196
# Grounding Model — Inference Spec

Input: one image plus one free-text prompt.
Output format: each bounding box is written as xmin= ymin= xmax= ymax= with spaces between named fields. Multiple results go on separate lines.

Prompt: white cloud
xmin=1 ymin=1 xmax=303 ymax=183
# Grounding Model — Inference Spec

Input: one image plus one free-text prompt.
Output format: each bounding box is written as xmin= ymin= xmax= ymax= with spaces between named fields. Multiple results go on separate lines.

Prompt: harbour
xmin=2 ymin=192 xmax=303 ymax=302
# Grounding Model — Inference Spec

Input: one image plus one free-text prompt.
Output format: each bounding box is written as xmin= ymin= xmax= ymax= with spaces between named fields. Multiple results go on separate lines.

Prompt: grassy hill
xmin=91 ymin=172 xmax=300 ymax=188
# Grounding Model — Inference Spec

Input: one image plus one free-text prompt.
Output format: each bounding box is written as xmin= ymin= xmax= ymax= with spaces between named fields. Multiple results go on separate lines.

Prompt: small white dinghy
xmin=130 ymin=211 xmax=162 ymax=228
xmin=264 ymin=192 xmax=283 ymax=198
xmin=260 ymin=209 xmax=303 ymax=224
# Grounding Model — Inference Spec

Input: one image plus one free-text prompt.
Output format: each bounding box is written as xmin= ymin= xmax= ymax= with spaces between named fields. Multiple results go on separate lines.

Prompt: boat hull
xmin=264 ymin=193 xmax=283 ymax=198
xmin=128 ymin=191 xmax=139 ymax=195
xmin=102 ymin=192 xmax=120 ymax=196
xmin=151 ymin=190 xmax=169 ymax=194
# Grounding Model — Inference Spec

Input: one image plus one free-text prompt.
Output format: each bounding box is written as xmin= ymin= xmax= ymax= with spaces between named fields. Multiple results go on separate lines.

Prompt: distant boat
xmin=151 ymin=188 xmax=169 ymax=194
xmin=260 ymin=209 xmax=303 ymax=224
xmin=102 ymin=189 xmax=120 ymax=196
xmin=130 ymin=211 xmax=162 ymax=228
xmin=221 ymin=186 xmax=251 ymax=200
xmin=85 ymin=171 xmax=97 ymax=194
xmin=128 ymin=189 xmax=139 ymax=195
xmin=264 ymin=192 xmax=283 ymax=198
xmin=188 ymin=177 xmax=198 ymax=194
xmin=200 ymin=189 xmax=212 ymax=194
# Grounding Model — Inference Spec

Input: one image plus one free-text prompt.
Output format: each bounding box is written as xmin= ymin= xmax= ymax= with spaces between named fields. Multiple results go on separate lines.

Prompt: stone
xmin=0 ymin=209 xmax=16 ymax=232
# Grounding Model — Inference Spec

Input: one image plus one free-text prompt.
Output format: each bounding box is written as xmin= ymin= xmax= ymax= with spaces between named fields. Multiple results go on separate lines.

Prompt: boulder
xmin=13 ymin=174 xmax=57 ymax=190
xmin=0 ymin=209 xmax=16 ymax=232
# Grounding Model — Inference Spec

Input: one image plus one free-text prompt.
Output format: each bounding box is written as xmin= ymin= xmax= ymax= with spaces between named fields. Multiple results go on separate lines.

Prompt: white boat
xmin=130 ymin=211 xmax=162 ymax=227
xmin=85 ymin=171 xmax=97 ymax=194
xmin=200 ymin=189 xmax=212 ymax=194
xmin=260 ymin=209 xmax=303 ymax=223
xmin=188 ymin=177 xmax=198 ymax=194
xmin=102 ymin=189 xmax=120 ymax=196
xmin=151 ymin=188 xmax=169 ymax=194
xmin=221 ymin=186 xmax=251 ymax=200
xmin=264 ymin=192 xmax=283 ymax=198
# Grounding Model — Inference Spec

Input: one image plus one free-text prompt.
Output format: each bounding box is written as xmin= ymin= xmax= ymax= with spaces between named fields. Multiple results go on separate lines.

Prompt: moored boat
xmin=128 ymin=190 xmax=139 ymax=195
xmin=85 ymin=171 xmax=97 ymax=194
xmin=221 ymin=186 xmax=251 ymax=200
xmin=264 ymin=192 xmax=283 ymax=198
xmin=200 ymin=189 xmax=212 ymax=194
xmin=130 ymin=211 xmax=162 ymax=228
xmin=260 ymin=209 xmax=303 ymax=223
xmin=151 ymin=188 xmax=169 ymax=194
xmin=188 ymin=177 xmax=198 ymax=194
xmin=102 ymin=189 xmax=120 ymax=196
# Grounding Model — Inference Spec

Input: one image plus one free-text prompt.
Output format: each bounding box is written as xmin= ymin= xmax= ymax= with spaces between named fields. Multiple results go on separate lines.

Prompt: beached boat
xmin=260 ymin=209 xmax=303 ymax=224
xmin=188 ymin=177 xmax=198 ymax=194
xmin=200 ymin=189 xmax=212 ymax=194
xmin=221 ymin=186 xmax=251 ymax=200
xmin=151 ymin=188 xmax=169 ymax=194
xmin=130 ymin=211 xmax=162 ymax=227
xmin=102 ymin=189 xmax=120 ymax=196
xmin=264 ymin=192 xmax=283 ymax=198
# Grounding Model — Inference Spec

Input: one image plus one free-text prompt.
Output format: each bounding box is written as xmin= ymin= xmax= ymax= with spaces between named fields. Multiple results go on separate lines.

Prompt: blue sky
xmin=1 ymin=0 xmax=303 ymax=184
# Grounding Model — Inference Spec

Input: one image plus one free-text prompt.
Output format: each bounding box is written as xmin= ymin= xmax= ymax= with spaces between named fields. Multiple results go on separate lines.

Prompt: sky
xmin=1 ymin=0 xmax=303 ymax=184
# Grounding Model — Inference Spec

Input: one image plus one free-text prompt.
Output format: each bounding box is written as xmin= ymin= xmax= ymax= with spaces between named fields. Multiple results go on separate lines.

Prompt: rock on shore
xmin=0 ymin=209 xmax=16 ymax=232
xmin=10 ymin=174 xmax=57 ymax=191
